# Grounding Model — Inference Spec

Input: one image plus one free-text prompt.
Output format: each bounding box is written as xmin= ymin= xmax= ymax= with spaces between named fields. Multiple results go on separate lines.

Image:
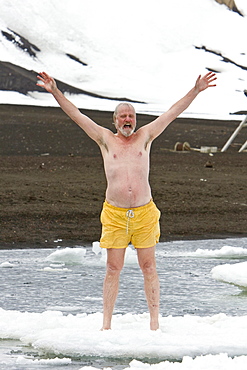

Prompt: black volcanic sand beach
xmin=0 ymin=104 xmax=247 ymax=248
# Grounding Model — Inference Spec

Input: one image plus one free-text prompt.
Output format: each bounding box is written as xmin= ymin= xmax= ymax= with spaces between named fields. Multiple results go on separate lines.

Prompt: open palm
xmin=196 ymin=72 xmax=217 ymax=92
xmin=37 ymin=72 xmax=57 ymax=93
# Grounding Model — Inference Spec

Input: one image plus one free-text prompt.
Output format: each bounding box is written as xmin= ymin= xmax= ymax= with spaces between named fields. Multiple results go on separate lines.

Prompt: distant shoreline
xmin=0 ymin=105 xmax=247 ymax=248
xmin=0 ymin=102 xmax=246 ymax=122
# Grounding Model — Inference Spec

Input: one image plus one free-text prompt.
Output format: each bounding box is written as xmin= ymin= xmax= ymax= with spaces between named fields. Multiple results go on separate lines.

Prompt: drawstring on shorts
xmin=126 ymin=209 xmax=134 ymax=234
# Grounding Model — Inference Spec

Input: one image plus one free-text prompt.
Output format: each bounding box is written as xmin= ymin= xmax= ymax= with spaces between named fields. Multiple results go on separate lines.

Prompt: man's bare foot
xmin=100 ymin=327 xmax=111 ymax=331
xmin=150 ymin=322 xmax=159 ymax=331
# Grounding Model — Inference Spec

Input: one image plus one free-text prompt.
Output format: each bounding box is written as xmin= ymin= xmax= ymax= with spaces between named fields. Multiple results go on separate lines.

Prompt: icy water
xmin=0 ymin=237 xmax=247 ymax=369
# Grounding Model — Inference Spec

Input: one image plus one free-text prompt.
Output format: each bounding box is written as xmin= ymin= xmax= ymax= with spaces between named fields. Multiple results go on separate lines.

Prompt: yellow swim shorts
xmin=100 ymin=199 xmax=160 ymax=249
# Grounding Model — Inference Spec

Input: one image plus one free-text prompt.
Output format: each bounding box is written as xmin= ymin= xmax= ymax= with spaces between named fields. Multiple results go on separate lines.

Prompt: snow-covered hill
xmin=0 ymin=0 xmax=247 ymax=118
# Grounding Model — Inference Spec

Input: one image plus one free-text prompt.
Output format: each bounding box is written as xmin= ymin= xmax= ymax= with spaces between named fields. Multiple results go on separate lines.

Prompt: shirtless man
xmin=37 ymin=71 xmax=217 ymax=330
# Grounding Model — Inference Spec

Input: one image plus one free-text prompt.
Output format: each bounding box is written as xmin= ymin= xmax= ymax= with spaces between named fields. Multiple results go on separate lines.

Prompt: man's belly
xmin=105 ymin=182 xmax=152 ymax=208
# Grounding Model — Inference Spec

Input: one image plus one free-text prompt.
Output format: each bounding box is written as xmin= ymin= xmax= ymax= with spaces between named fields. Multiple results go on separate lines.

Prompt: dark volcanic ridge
xmin=0 ymin=61 xmax=144 ymax=103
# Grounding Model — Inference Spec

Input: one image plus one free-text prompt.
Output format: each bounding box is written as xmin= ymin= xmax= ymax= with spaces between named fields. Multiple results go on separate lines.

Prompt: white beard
xmin=118 ymin=126 xmax=135 ymax=137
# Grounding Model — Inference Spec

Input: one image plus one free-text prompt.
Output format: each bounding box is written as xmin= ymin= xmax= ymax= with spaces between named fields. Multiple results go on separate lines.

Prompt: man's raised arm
xmin=37 ymin=72 xmax=106 ymax=143
xmin=143 ymin=72 xmax=217 ymax=140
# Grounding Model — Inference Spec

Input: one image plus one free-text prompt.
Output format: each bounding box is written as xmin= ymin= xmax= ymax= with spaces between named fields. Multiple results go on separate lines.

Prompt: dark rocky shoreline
xmin=1 ymin=104 xmax=247 ymax=249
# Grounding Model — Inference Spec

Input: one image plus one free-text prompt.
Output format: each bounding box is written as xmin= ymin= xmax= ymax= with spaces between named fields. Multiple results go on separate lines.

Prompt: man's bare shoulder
xmin=135 ymin=123 xmax=154 ymax=146
xmin=96 ymin=126 xmax=118 ymax=151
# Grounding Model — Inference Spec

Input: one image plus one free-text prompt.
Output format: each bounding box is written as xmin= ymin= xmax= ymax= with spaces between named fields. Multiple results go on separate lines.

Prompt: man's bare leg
xmin=137 ymin=246 xmax=160 ymax=330
xmin=101 ymin=248 xmax=126 ymax=330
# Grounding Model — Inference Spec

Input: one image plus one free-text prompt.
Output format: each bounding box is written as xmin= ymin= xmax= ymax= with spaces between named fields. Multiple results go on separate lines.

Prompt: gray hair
xmin=113 ymin=103 xmax=136 ymax=123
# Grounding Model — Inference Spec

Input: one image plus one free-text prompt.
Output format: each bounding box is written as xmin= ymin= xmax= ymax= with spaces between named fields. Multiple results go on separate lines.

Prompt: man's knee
xmin=106 ymin=260 xmax=124 ymax=275
xmin=106 ymin=248 xmax=126 ymax=275
xmin=139 ymin=260 xmax=157 ymax=276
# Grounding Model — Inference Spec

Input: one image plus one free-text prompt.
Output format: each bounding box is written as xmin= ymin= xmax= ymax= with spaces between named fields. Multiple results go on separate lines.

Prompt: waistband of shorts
xmin=103 ymin=199 xmax=155 ymax=212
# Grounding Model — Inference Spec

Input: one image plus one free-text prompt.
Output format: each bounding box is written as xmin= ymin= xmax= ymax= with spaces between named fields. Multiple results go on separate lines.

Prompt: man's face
xmin=114 ymin=105 xmax=136 ymax=138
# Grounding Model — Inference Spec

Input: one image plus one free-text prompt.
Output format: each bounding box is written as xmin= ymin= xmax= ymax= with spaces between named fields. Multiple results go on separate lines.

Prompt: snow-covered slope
xmin=0 ymin=0 xmax=247 ymax=117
